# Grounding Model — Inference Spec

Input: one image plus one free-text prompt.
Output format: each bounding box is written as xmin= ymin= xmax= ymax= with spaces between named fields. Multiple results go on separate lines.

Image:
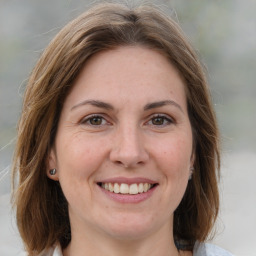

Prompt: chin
xmin=100 ymin=213 xmax=163 ymax=240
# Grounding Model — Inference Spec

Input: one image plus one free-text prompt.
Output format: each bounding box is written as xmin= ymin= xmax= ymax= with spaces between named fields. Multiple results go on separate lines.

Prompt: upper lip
xmin=97 ymin=177 xmax=158 ymax=185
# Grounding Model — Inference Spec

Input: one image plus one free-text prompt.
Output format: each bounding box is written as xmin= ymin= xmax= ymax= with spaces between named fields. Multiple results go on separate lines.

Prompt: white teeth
xmin=138 ymin=183 xmax=144 ymax=193
xmin=114 ymin=183 xmax=120 ymax=193
xmin=129 ymin=184 xmax=138 ymax=194
xmin=100 ymin=182 xmax=154 ymax=194
xmin=120 ymin=183 xmax=129 ymax=194
xmin=109 ymin=183 xmax=114 ymax=192
xmin=143 ymin=183 xmax=149 ymax=192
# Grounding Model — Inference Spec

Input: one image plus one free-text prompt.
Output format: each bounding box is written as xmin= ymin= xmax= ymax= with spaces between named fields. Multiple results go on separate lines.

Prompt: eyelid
xmin=146 ymin=113 xmax=175 ymax=126
xmin=80 ymin=114 xmax=110 ymax=126
xmin=78 ymin=113 xmax=175 ymax=127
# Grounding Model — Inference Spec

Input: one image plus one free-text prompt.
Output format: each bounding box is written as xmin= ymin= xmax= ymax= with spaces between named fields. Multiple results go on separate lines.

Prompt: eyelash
xmin=80 ymin=114 xmax=109 ymax=126
xmin=146 ymin=114 xmax=174 ymax=127
xmin=79 ymin=114 xmax=174 ymax=127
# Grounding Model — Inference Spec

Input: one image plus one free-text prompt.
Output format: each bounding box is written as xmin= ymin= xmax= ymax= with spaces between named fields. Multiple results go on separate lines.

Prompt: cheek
xmin=55 ymin=133 xmax=108 ymax=208
xmin=156 ymin=137 xmax=192 ymax=171
xmin=56 ymin=132 xmax=107 ymax=181
xmin=152 ymin=134 xmax=192 ymax=199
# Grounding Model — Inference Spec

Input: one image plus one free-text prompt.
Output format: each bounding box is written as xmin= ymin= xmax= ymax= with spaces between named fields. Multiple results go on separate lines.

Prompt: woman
xmin=12 ymin=2 xmax=233 ymax=256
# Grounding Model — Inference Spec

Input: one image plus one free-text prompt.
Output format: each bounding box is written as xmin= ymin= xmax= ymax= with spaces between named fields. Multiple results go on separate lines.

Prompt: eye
xmin=81 ymin=115 xmax=108 ymax=126
xmin=148 ymin=114 xmax=174 ymax=126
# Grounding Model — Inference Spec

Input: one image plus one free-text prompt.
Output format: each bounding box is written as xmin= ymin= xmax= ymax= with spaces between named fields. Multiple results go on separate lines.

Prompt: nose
xmin=109 ymin=125 xmax=149 ymax=168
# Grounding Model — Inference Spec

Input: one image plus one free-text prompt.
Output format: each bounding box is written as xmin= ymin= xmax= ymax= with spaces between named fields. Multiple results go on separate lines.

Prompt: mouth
xmin=97 ymin=182 xmax=158 ymax=195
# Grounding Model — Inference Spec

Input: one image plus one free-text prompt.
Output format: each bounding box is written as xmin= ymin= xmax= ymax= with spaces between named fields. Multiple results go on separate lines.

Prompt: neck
xmin=63 ymin=220 xmax=180 ymax=256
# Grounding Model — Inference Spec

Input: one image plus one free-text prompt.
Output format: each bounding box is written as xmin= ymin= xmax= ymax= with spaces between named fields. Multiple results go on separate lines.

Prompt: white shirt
xmin=47 ymin=242 xmax=234 ymax=256
xmin=193 ymin=242 xmax=234 ymax=256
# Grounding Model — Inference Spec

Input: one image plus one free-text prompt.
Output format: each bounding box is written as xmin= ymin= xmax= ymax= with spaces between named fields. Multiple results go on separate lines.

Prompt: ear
xmin=190 ymin=151 xmax=195 ymax=168
xmin=46 ymin=148 xmax=59 ymax=181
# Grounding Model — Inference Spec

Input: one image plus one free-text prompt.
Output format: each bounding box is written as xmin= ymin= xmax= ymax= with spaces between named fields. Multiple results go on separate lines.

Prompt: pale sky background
xmin=0 ymin=1 xmax=255 ymax=255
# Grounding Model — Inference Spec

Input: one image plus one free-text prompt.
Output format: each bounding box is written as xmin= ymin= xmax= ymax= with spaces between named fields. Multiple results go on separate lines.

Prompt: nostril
xmin=115 ymin=161 xmax=125 ymax=167
xmin=114 ymin=160 xmax=143 ymax=168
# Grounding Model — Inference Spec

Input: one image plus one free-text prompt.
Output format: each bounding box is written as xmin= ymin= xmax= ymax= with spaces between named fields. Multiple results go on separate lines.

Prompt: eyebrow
xmin=71 ymin=99 xmax=183 ymax=113
xmin=71 ymin=100 xmax=114 ymax=111
xmin=144 ymin=100 xmax=184 ymax=113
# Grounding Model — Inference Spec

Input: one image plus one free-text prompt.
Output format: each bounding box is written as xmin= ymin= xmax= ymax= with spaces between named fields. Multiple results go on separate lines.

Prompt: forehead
xmin=64 ymin=46 xmax=187 ymax=109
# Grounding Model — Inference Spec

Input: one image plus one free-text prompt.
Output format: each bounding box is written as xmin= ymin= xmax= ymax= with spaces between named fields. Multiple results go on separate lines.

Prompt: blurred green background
xmin=0 ymin=1 xmax=255 ymax=255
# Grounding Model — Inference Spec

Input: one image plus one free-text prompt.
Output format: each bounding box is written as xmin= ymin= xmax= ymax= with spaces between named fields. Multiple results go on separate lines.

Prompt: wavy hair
xmin=12 ymin=2 xmax=220 ymax=255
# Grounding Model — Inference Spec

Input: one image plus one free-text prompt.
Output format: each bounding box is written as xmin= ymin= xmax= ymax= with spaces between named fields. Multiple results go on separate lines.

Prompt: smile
xmin=98 ymin=182 xmax=156 ymax=195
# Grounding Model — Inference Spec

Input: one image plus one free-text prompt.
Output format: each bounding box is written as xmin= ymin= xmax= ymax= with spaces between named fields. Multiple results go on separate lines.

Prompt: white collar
xmin=50 ymin=242 xmax=233 ymax=256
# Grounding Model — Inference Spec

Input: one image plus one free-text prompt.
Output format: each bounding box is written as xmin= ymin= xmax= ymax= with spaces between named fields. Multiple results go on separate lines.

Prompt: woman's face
xmin=48 ymin=46 xmax=194 ymax=240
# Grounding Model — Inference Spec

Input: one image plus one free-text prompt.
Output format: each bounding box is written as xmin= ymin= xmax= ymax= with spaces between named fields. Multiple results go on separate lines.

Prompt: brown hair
xmin=12 ymin=2 xmax=220 ymax=255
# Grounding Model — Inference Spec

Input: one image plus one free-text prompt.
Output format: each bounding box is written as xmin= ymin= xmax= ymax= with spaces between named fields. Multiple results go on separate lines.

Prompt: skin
xmin=48 ymin=46 xmax=194 ymax=256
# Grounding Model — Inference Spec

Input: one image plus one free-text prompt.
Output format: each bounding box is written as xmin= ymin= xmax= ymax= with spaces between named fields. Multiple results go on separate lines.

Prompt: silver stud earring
xmin=49 ymin=169 xmax=56 ymax=175
xmin=189 ymin=167 xmax=194 ymax=180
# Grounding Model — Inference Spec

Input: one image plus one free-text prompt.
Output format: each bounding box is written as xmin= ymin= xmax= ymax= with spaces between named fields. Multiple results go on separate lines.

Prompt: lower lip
xmin=98 ymin=185 xmax=157 ymax=204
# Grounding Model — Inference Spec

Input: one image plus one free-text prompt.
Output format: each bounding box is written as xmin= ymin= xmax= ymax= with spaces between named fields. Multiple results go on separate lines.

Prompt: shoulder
xmin=52 ymin=244 xmax=63 ymax=256
xmin=193 ymin=242 xmax=234 ymax=256
xmin=37 ymin=244 xmax=63 ymax=256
